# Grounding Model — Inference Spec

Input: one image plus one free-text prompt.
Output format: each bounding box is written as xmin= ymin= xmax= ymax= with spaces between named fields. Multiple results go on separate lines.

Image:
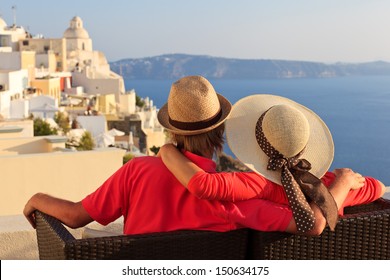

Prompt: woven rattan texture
xmin=249 ymin=198 xmax=390 ymax=259
xmin=35 ymin=198 xmax=390 ymax=260
xmin=35 ymin=211 xmax=248 ymax=259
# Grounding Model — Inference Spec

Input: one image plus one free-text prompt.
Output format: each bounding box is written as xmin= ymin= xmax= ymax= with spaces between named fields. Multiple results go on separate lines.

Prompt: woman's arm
xmin=158 ymin=144 xmax=264 ymax=201
xmin=158 ymin=144 xmax=370 ymax=206
xmin=158 ymin=144 xmax=200 ymax=187
xmin=286 ymin=168 xmax=366 ymax=236
xmin=24 ymin=193 xmax=93 ymax=229
xmin=328 ymin=169 xmax=386 ymax=214
xmin=328 ymin=168 xmax=365 ymax=208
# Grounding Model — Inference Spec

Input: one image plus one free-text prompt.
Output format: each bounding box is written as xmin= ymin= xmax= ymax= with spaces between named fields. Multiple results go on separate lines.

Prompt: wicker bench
xmin=249 ymin=198 xmax=390 ymax=259
xmin=34 ymin=211 xmax=249 ymax=260
xmin=35 ymin=198 xmax=390 ymax=260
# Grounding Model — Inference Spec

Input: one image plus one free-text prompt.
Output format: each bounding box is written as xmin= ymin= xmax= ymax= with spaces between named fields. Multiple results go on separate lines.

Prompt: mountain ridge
xmin=109 ymin=53 xmax=390 ymax=80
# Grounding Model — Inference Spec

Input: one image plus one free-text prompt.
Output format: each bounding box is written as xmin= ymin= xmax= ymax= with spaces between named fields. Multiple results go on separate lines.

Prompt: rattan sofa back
xmin=249 ymin=198 xmax=390 ymax=259
xmin=35 ymin=210 xmax=249 ymax=260
xmin=35 ymin=198 xmax=390 ymax=260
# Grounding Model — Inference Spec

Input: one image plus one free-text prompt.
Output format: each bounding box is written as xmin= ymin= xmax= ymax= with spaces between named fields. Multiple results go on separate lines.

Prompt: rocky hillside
xmin=110 ymin=54 xmax=390 ymax=80
xmin=216 ymin=153 xmax=251 ymax=172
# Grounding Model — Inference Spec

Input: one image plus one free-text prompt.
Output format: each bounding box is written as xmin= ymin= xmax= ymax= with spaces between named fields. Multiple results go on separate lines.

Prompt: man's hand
xmin=23 ymin=196 xmax=38 ymax=228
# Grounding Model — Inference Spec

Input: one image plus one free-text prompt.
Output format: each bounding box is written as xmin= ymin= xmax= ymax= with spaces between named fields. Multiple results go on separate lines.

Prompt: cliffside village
xmin=0 ymin=15 xmax=165 ymax=155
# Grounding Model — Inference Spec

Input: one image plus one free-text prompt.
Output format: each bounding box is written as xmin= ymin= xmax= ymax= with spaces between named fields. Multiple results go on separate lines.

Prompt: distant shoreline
xmin=110 ymin=53 xmax=390 ymax=80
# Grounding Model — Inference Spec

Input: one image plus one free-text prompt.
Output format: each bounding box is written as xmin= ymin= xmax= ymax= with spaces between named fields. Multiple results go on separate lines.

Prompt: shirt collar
xmin=182 ymin=150 xmax=217 ymax=173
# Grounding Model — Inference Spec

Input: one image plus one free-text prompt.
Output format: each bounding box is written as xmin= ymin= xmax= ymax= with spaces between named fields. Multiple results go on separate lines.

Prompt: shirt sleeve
xmin=82 ymin=161 xmax=132 ymax=226
xmin=226 ymin=199 xmax=293 ymax=232
xmin=187 ymin=170 xmax=287 ymax=202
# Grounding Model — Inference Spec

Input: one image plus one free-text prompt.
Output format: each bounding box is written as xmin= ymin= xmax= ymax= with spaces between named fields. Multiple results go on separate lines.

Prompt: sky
xmin=1 ymin=0 xmax=390 ymax=63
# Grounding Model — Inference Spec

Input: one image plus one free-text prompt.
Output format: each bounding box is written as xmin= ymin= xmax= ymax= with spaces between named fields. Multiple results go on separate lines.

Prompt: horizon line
xmin=109 ymin=53 xmax=390 ymax=65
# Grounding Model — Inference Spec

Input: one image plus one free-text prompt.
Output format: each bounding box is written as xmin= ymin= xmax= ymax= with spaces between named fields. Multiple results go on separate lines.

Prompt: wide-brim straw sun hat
xmin=158 ymin=76 xmax=232 ymax=135
xmin=225 ymin=94 xmax=334 ymax=185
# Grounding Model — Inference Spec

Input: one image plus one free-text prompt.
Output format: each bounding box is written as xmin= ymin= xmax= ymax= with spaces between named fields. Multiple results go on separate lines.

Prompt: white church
xmin=0 ymin=13 xmax=165 ymax=155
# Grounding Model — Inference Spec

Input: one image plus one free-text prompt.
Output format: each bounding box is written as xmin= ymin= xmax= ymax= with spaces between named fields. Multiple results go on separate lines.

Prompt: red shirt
xmin=82 ymin=152 xmax=293 ymax=234
xmin=188 ymin=170 xmax=383 ymax=215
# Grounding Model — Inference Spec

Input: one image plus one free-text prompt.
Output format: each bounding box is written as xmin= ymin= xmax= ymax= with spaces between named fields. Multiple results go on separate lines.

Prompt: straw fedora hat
xmin=158 ymin=76 xmax=232 ymax=135
xmin=225 ymin=94 xmax=334 ymax=185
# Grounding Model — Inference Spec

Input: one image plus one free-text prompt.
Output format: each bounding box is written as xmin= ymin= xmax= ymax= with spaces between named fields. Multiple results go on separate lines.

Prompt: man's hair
xmin=169 ymin=124 xmax=225 ymax=158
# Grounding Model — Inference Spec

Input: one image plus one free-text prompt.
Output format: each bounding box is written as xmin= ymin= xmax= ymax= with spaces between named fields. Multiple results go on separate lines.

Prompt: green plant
xmin=135 ymin=95 xmax=145 ymax=108
xmin=123 ymin=153 xmax=134 ymax=165
xmin=149 ymin=145 xmax=160 ymax=155
xmin=54 ymin=112 xmax=70 ymax=134
xmin=33 ymin=118 xmax=57 ymax=136
xmin=77 ymin=131 xmax=95 ymax=151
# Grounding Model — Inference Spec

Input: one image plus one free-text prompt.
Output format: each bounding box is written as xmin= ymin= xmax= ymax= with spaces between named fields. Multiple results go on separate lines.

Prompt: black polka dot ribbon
xmin=255 ymin=110 xmax=338 ymax=233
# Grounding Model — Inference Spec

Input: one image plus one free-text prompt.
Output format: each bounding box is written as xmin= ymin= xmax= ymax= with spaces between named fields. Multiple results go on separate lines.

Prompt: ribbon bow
xmin=256 ymin=111 xmax=338 ymax=233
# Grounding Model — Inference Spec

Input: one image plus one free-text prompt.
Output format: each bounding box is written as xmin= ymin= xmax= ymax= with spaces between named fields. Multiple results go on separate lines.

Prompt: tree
xmin=123 ymin=153 xmax=134 ymax=165
xmin=77 ymin=131 xmax=95 ymax=151
xmin=54 ymin=112 xmax=71 ymax=135
xmin=136 ymin=95 xmax=145 ymax=108
xmin=149 ymin=145 xmax=160 ymax=155
xmin=216 ymin=152 xmax=251 ymax=172
xmin=33 ymin=118 xmax=57 ymax=136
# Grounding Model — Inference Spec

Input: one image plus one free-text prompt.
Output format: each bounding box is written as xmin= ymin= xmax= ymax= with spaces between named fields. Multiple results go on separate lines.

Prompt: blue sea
xmin=125 ymin=76 xmax=390 ymax=185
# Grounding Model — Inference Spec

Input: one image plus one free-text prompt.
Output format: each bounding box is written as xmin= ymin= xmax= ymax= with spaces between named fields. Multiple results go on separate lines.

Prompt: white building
xmin=63 ymin=16 xmax=125 ymax=105
xmin=0 ymin=13 xmax=165 ymax=153
xmin=29 ymin=95 xmax=59 ymax=119
xmin=0 ymin=16 xmax=33 ymax=119
xmin=0 ymin=17 xmax=28 ymax=52
xmin=0 ymin=68 xmax=29 ymax=118
xmin=119 ymin=89 xmax=136 ymax=115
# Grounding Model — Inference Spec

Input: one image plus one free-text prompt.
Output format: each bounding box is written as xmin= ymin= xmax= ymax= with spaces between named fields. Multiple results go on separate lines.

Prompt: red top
xmin=82 ymin=152 xmax=293 ymax=235
xmin=188 ymin=170 xmax=383 ymax=215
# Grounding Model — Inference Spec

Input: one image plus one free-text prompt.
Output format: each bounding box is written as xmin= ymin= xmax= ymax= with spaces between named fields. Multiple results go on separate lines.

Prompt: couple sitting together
xmin=24 ymin=75 xmax=386 ymax=236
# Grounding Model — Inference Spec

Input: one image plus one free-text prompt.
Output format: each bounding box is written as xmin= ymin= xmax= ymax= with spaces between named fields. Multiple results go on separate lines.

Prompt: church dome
xmin=63 ymin=16 xmax=90 ymax=39
xmin=0 ymin=17 xmax=7 ymax=30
